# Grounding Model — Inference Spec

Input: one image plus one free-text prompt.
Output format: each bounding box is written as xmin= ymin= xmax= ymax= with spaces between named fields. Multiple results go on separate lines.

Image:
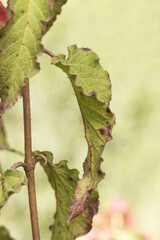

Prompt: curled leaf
xmin=33 ymin=151 xmax=99 ymax=240
xmin=52 ymin=45 xmax=115 ymax=222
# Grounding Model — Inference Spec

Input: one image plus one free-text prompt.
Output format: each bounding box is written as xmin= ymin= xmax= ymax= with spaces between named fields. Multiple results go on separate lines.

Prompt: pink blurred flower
xmin=105 ymin=197 xmax=135 ymax=228
xmin=85 ymin=229 xmax=113 ymax=240
xmin=139 ymin=233 xmax=153 ymax=240
xmin=83 ymin=197 xmax=152 ymax=240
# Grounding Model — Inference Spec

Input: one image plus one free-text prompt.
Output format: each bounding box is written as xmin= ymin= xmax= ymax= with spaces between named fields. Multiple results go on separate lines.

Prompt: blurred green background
xmin=0 ymin=0 xmax=160 ymax=239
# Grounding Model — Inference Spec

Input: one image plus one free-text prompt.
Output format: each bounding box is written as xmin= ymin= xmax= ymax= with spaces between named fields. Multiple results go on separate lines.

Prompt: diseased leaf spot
xmin=68 ymin=176 xmax=73 ymax=181
xmin=49 ymin=224 xmax=54 ymax=230
xmin=107 ymin=126 xmax=111 ymax=131
xmin=106 ymin=107 xmax=111 ymax=113
xmin=87 ymin=189 xmax=92 ymax=197
xmin=89 ymin=90 xmax=97 ymax=97
xmin=2 ymin=85 xmax=9 ymax=90
xmin=107 ymin=125 xmax=112 ymax=139
xmin=99 ymin=128 xmax=105 ymax=135
xmin=82 ymin=47 xmax=90 ymax=51
xmin=98 ymin=169 xmax=102 ymax=175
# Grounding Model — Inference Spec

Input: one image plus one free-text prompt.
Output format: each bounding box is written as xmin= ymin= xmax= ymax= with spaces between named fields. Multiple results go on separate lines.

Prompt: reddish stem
xmin=23 ymin=78 xmax=40 ymax=240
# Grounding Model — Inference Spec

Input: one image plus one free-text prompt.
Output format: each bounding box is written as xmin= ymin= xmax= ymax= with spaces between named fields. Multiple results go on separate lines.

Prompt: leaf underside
xmin=0 ymin=0 xmax=67 ymax=116
xmin=33 ymin=151 xmax=99 ymax=240
xmin=52 ymin=45 xmax=115 ymax=222
xmin=0 ymin=226 xmax=15 ymax=240
xmin=0 ymin=169 xmax=26 ymax=209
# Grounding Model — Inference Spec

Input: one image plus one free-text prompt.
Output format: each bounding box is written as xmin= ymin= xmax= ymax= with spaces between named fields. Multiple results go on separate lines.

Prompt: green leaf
xmin=33 ymin=151 xmax=99 ymax=240
xmin=0 ymin=169 xmax=26 ymax=209
xmin=0 ymin=226 xmax=15 ymax=240
xmin=52 ymin=45 xmax=115 ymax=222
xmin=0 ymin=0 xmax=67 ymax=116
xmin=0 ymin=118 xmax=8 ymax=148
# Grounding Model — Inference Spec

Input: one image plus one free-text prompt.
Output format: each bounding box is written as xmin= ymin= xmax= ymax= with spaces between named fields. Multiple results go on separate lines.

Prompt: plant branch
xmin=10 ymin=162 xmax=34 ymax=171
xmin=43 ymin=48 xmax=56 ymax=58
xmin=23 ymin=78 xmax=40 ymax=240
xmin=0 ymin=147 xmax=24 ymax=156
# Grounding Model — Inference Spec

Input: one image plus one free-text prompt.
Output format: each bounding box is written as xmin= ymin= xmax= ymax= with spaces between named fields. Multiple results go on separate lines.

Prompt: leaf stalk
xmin=43 ymin=48 xmax=56 ymax=58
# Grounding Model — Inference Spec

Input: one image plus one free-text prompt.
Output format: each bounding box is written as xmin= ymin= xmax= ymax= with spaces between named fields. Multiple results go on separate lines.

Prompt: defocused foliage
xmin=0 ymin=0 xmax=159 ymax=239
